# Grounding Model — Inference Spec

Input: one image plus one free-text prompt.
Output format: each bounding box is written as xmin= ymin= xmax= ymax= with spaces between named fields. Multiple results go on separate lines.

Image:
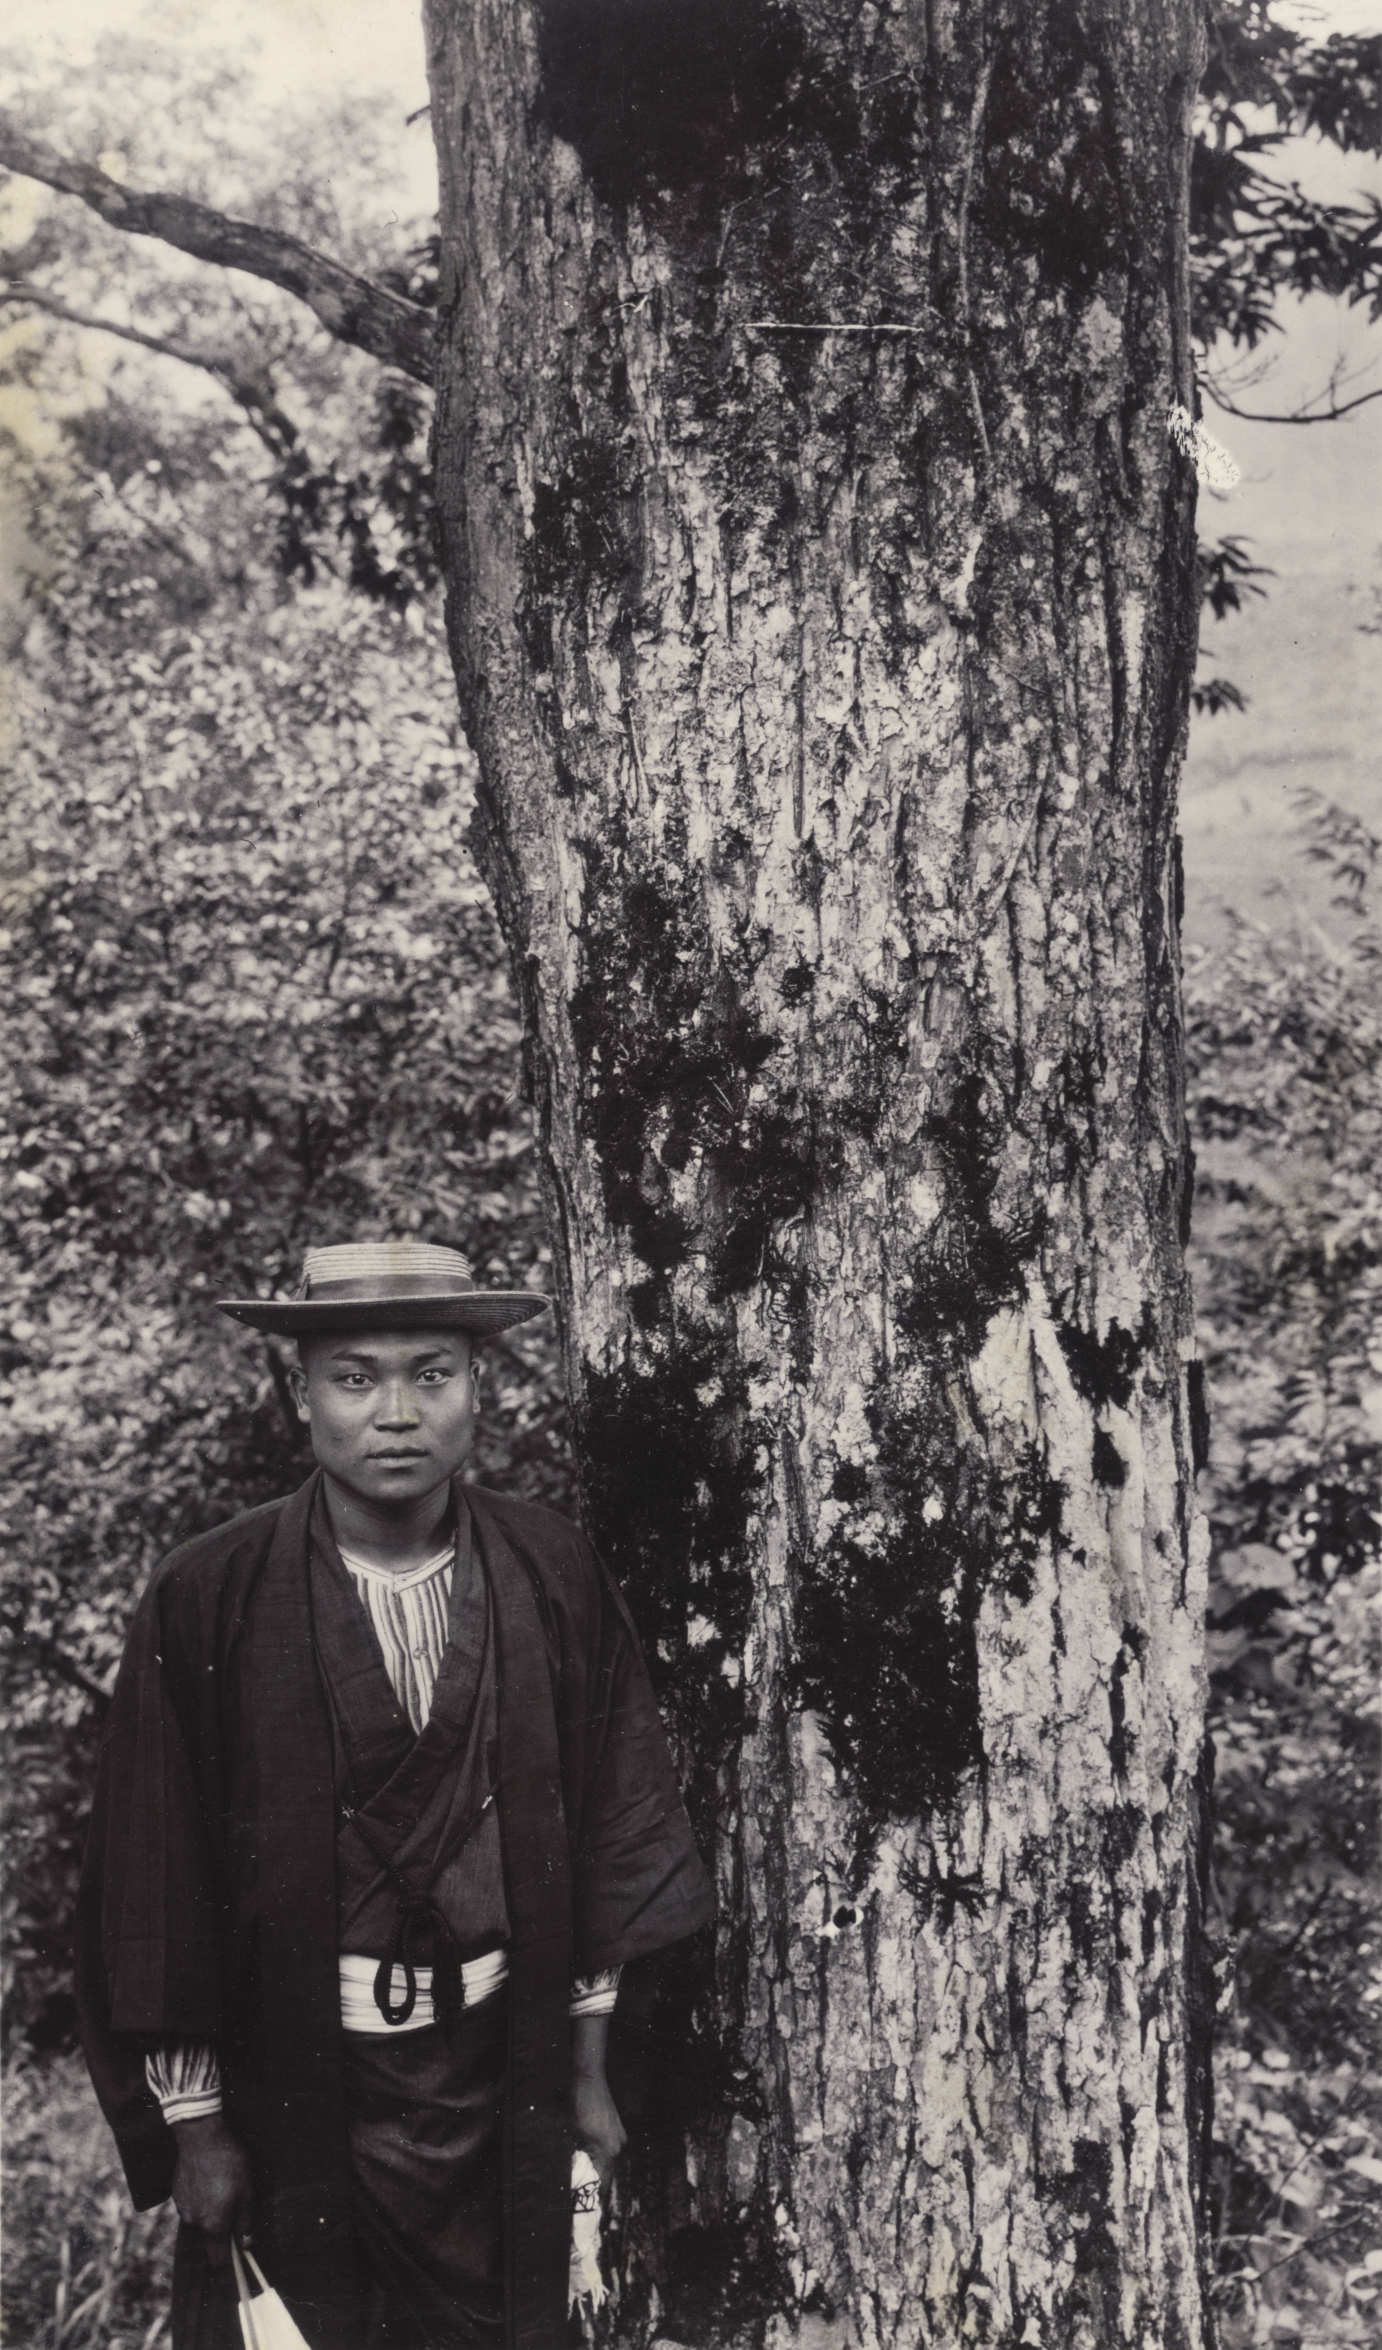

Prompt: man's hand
xmin=571 ymin=2013 xmax=627 ymax=2187
xmin=169 ymin=2113 xmax=254 ymax=2267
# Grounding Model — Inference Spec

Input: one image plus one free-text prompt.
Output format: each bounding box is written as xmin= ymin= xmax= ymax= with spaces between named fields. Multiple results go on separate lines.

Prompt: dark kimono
xmin=75 ymin=1475 xmax=713 ymax=2350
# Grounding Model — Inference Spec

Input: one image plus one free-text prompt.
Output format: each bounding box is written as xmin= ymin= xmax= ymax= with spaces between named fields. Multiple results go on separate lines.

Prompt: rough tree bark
xmin=423 ymin=4 xmax=1214 ymax=2345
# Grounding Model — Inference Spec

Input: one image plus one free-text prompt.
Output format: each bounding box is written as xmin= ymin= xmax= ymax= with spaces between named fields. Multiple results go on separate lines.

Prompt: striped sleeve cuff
xmin=146 ymin=2038 xmax=223 ymax=2123
xmin=569 ymin=1966 xmax=621 ymax=2017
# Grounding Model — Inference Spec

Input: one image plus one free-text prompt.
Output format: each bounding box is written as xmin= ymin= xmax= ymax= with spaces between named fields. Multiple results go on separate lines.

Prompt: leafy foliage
xmin=1194 ymin=6 xmax=1382 ymax=351
xmin=1185 ymin=800 xmax=1382 ymax=2344
xmin=1200 ymin=534 xmax=1276 ymax=626
xmin=1190 ymin=6 xmax=1382 ymax=718
xmin=0 ymin=88 xmax=569 ymax=2317
xmin=1192 ymin=673 xmax=1250 ymax=719
xmin=0 ymin=39 xmax=440 ymax=606
xmin=1192 ymin=536 xmax=1270 ymax=718
xmin=0 ymin=352 xmax=570 ymax=2070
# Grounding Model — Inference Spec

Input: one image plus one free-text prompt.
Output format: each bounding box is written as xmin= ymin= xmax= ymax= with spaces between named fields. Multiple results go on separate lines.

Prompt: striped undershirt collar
xmin=339 ymin=1539 xmax=455 ymax=1589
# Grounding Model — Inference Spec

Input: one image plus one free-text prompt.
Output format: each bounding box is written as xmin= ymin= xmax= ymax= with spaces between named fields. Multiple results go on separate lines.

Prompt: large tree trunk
xmin=424 ymin=2 xmax=1213 ymax=2341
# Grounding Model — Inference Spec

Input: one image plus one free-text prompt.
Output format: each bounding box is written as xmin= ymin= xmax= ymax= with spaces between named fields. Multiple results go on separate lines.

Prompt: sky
xmin=13 ymin=0 xmax=1378 ymax=75
xmin=10 ymin=0 xmax=1376 ymax=143
xmin=4 ymin=0 xmax=437 ymax=213
xmin=12 ymin=0 xmax=429 ymax=108
xmin=1274 ymin=0 xmax=1380 ymax=29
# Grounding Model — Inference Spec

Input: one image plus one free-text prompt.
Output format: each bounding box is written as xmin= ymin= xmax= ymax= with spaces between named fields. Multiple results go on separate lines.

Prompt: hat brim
xmin=217 ymin=1292 xmax=551 ymax=1337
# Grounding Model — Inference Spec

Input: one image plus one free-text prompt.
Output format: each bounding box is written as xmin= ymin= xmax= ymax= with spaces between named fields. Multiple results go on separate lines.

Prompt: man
xmin=76 ymin=1240 xmax=713 ymax=2350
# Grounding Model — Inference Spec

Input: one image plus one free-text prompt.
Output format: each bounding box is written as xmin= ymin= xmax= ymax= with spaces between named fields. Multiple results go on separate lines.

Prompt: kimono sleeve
xmin=74 ymin=1564 xmax=226 ymax=2208
xmin=569 ymin=1539 xmax=715 ymax=1976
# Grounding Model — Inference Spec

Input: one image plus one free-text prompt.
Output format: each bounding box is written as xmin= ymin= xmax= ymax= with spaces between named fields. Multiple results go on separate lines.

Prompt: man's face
xmin=291 ymin=1329 xmax=477 ymax=1507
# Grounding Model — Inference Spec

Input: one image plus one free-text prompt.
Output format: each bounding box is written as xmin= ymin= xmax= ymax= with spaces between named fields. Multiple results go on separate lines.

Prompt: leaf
xmin=1217 ymin=1543 xmax=1300 ymax=1593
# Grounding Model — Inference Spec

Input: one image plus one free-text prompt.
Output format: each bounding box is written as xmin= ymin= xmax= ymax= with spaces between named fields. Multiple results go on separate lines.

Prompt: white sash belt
xmin=339 ymin=1948 xmax=509 ymax=2035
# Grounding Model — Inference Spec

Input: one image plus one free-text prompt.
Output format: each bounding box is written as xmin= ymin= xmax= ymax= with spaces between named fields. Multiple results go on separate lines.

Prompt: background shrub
xmin=1187 ymin=804 xmax=1382 ymax=2343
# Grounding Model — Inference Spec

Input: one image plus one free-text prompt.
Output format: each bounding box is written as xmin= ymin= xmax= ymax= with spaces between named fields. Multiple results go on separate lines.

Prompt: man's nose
xmin=375 ymin=1382 xmax=422 ymax=1428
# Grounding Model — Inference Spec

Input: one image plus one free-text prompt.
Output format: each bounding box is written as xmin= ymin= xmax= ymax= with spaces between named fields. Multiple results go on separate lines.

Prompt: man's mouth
xmin=371 ymin=1448 xmax=428 ymax=1461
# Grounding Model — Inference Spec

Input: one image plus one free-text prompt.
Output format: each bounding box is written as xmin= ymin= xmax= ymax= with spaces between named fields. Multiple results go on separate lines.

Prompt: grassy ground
xmin=1 ymin=2053 xmax=175 ymax=2349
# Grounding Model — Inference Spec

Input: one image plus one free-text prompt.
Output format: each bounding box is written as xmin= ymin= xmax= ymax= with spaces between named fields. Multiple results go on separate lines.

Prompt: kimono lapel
xmin=248 ymin=1472 xmax=362 ymax=2345
xmin=426 ymin=1505 xmax=489 ymax=1735
xmin=462 ymin=1484 xmax=574 ymax=2350
xmin=310 ymin=1504 xmax=495 ymax=1838
xmin=306 ymin=1500 xmax=416 ymax=1802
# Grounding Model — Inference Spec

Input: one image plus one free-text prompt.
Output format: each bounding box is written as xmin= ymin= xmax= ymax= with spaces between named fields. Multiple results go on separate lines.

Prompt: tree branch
xmin=0 ymin=112 xmax=435 ymax=385
xmin=1 ymin=281 xmax=303 ymax=456
xmin=1204 ymin=378 xmax=1382 ymax=424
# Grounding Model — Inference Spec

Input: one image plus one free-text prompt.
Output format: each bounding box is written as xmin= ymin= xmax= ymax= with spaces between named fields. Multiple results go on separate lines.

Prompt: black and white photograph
xmin=1 ymin=3 xmax=1380 ymax=2347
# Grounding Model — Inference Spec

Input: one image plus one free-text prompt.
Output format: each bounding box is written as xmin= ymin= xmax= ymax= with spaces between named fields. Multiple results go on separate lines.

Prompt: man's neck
xmin=322 ymin=1474 xmax=455 ymax=1573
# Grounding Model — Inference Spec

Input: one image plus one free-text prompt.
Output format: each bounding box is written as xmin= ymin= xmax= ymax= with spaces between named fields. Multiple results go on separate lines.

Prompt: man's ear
xmin=288 ymin=1362 xmax=311 ymax=1424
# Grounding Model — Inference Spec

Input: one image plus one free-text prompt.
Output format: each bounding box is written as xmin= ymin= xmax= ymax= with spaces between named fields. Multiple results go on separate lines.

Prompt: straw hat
xmin=217 ymin=1240 xmax=550 ymax=1337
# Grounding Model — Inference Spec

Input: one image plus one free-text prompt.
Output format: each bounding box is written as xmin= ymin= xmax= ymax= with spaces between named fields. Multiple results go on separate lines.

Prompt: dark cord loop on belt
xmin=373 ymin=1889 xmax=465 ymax=2028
xmin=342 ymin=1798 xmax=475 ymax=2032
